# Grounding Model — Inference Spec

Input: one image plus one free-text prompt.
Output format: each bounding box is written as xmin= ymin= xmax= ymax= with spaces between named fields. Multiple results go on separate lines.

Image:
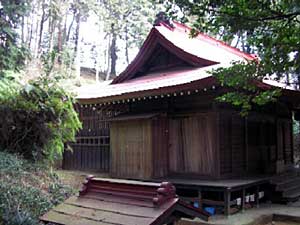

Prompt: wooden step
xmin=276 ymin=177 xmax=300 ymax=191
xmin=283 ymin=183 xmax=300 ymax=197
xmin=283 ymin=190 xmax=300 ymax=202
xmin=271 ymin=172 xmax=298 ymax=184
xmin=270 ymin=169 xmax=300 ymax=203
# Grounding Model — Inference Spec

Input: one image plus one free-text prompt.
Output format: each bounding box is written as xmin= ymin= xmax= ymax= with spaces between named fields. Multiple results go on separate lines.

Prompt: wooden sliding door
xmin=110 ymin=120 xmax=153 ymax=179
xmin=169 ymin=114 xmax=216 ymax=176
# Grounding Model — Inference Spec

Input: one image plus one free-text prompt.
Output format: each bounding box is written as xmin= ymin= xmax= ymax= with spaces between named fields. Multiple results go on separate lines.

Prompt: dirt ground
xmin=55 ymin=169 xmax=109 ymax=190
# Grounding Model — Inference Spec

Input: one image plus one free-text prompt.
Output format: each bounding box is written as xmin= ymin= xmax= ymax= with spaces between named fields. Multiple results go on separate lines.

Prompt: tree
xmin=95 ymin=0 xmax=162 ymax=79
xmin=164 ymin=0 xmax=300 ymax=114
xmin=0 ymin=0 xmax=29 ymax=77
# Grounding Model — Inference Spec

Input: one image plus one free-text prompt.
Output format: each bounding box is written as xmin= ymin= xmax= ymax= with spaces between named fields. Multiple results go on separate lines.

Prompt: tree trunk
xmin=125 ymin=25 xmax=129 ymax=65
xmin=62 ymin=11 xmax=68 ymax=46
xmin=57 ymin=18 xmax=63 ymax=64
xmin=37 ymin=1 xmax=46 ymax=56
xmin=286 ymin=74 xmax=290 ymax=86
xmin=21 ymin=16 xmax=25 ymax=44
xmin=74 ymin=12 xmax=81 ymax=58
xmin=66 ymin=11 xmax=76 ymax=42
xmin=27 ymin=17 xmax=33 ymax=49
xmin=48 ymin=0 xmax=55 ymax=53
xmin=109 ymin=24 xmax=117 ymax=78
xmin=74 ymin=12 xmax=81 ymax=79
xmin=105 ymin=35 xmax=111 ymax=81
xmin=33 ymin=1 xmax=41 ymax=58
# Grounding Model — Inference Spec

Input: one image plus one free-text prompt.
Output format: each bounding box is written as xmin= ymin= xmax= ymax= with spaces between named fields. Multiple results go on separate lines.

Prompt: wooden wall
xmin=168 ymin=113 xmax=217 ymax=177
xmin=110 ymin=119 xmax=153 ymax=179
xmin=63 ymin=105 xmax=111 ymax=171
xmin=110 ymin=112 xmax=218 ymax=179
xmin=152 ymin=116 xmax=169 ymax=178
xmin=277 ymin=119 xmax=293 ymax=165
xmin=68 ymin=91 xmax=294 ymax=179
xmin=218 ymin=104 xmax=294 ymax=178
xmin=219 ymin=112 xmax=245 ymax=177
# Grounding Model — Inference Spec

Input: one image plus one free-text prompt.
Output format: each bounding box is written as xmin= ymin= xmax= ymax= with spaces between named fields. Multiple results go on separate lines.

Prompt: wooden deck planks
xmin=40 ymin=210 xmax=109 ymax=225
xmin=163 ymin=177 xmax=268 ymax=189
xmin=51 ymin=203 xmax=154 ymax=225
xmin=83 ymin=192 xmax=155 ymax=208
xmin=65 ymin=196 xmax=165 ymax=218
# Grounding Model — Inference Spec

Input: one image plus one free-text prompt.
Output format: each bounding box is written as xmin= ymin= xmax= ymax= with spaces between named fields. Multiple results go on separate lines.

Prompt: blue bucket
xmin=193 ymin=202 xmax=199 ymax=208
xmin=204 ymin=207 xmax=215 ymax=215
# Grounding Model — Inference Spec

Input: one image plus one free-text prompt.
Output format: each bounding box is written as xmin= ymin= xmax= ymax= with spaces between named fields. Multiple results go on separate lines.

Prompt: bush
xmin=0 ymin=72 xmax=81 ymax=162
xmin=0 ymin=152 xmax=75 ymax=225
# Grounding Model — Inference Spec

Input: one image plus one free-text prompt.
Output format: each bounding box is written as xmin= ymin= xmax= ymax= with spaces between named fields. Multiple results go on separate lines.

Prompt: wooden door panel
xmin=169 ymin=115 xmax=215 ymax=176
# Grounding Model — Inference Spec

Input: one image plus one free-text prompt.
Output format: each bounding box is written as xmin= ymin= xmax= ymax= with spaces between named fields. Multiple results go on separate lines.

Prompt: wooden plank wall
xmin=168 ymin=113 xmax=216 ymax=176
xmin=63 ymin=106 xmax=112 ymax=171
xmin=219 ymin=112 xmax=245 ymax=177
xmin=110 ymin=120 xmax=153 ymax=179
xmin=285 ymin=120 xmax=293 ymax=164
xmin=277 ymin=119 xmax=293 ymax=164
xmin=219 ymin=112 xmax=232 ymax=175
xmin=219 ymin=108 xmax=293 ymax=177
xmin=152 ymin=117 xmax=169 ymax=178
xmin=231 ymin=114 xmax=245 ymax=174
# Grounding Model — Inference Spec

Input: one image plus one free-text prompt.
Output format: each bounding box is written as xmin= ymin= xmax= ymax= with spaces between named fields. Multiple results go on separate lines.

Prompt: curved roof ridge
xmin=112 ymin=20 xmax=257 ymax=85
xmin=170 ymin=21 xmax=257 ymax=61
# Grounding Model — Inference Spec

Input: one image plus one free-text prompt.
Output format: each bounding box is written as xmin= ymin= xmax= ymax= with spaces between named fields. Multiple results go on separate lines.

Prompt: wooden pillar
xmin=198 ymin=189 xmax=203 ymax=210
xmin=224 ymin=188 xmax=231 ymax=216
xmin=290 ymin=120 xmax=294 ymax=163
xmin=241 ymin=188 xmax=246 ymax=212
xmin=255 ymin=185 xmax=260 ymax=208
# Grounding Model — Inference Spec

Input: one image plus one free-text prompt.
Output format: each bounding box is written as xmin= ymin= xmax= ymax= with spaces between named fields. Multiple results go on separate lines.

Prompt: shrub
xmin=0 ymin=72 xmax=81 ymax=162
xmin=0 ymin=152 xmax=75 ymax=225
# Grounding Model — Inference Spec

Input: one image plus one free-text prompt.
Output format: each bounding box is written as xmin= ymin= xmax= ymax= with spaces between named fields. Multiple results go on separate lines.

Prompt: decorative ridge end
xmin=153 ymin=182 xmax=177 ymax=207
xmin=79 ymin=174 xmax=94 ymax=196
xmin=153 ymin=12 xmax=174 ymax=29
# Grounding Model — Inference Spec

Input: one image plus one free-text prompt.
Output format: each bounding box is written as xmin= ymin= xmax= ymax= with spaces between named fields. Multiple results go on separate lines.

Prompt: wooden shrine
xmin=63 ymin=19 xmax=300 ymax=215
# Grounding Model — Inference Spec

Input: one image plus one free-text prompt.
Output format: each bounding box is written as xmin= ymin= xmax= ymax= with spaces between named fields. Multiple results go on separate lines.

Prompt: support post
xmin=241 ymin=188 xmax=246 ymax=212
xmin=224 ymin=188 xmax=231 ymax=216
xmin=198 ymin=189 xmax=203 ymax=210
xmin=255 ymin=185 xmax=260 ymax=208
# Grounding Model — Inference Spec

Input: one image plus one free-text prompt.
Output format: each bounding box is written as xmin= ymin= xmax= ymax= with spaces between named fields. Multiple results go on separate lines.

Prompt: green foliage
xmin=294 ymin=119 xmax=300 ymax=135
xmin=95 ymin=0 xmax=160 ymax=47
xmin=0 ymin=70 xmax=82 ymax=162
xmin=212 ymin=61 xmax=281 ymax=115
xmin=164 ymin=0 xmax=300 ymax=114
xmin=0 ymin=152 xmax=75 ymax=225
xmin=0 ymin=0 xmax=30 ymax=77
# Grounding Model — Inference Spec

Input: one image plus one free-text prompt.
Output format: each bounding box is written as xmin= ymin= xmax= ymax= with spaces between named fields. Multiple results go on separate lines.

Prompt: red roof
xmin=77 ymin=21 xmax=296 ymax=104
xmin=77 ymin=65 xmax=220 ymax=102
xmin=111 ymin=21 xmax=256 ymax=85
